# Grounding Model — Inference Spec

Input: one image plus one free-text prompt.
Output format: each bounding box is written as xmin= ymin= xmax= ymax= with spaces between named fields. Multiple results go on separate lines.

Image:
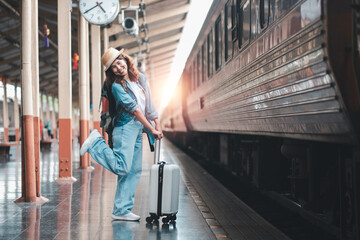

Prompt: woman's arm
xmin=153 ymin=118 xmax=163 ymax=133
xmin=133 ymin=109 xmax=163 ymax=139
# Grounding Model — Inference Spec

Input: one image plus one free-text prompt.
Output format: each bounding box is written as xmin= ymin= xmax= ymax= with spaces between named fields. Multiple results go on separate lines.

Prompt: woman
xmin=80 ymin=47 xmax=163 ymax=221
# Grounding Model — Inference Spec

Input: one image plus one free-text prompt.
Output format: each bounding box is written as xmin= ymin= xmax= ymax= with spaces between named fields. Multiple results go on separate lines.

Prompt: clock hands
xmin=83 ymin=2 xmax=105 ymax=14
xmin=83 ymin=4 xmax=98 ymax=14
xmin=97 ymin=2 xmax=106 ymax=13
xmin=79 ymin=0 xmax=119 ymax=25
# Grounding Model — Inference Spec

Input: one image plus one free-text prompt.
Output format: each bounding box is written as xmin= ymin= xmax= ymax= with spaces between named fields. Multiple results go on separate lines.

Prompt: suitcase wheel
xmin=146 ymin=216 xmax=153 ymax=223
xmin=162 ymin=214 xmax=177 ymax=224
xmin=162 ymin=217 xmax=170 ymax=224
xmin=146 ymin=214 xmax=160 ymax=223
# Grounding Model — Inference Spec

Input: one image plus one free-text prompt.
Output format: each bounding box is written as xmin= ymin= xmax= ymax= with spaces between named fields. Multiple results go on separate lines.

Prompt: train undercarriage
xmin=164 ymin=131 xmax=360 ymax=239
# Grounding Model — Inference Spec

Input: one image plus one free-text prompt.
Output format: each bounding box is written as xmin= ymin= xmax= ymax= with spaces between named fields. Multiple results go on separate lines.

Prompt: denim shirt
xmin=111 ymin=73 xmax=158 ymax=148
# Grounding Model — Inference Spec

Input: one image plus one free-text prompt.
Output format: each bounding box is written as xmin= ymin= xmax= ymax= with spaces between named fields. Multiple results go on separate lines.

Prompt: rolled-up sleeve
xmin=139 ymin=74 xmax=158 ymax=120
xmin=112 ymin=83 xmax=138 ymax=113
xmin=146 ymin=91 xmax=158 ymax=120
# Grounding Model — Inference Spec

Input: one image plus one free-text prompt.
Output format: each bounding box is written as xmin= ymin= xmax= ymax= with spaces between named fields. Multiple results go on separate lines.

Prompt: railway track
xmin=189 ymin=150 xmax=340 ymax=240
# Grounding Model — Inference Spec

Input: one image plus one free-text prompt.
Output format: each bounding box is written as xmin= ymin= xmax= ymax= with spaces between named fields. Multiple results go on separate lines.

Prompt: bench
xmin=40 ymin=139 xmax=57 ymax=149
xmin=0 ymin=141 xmax=19 ymax=155
xmin=40 ymin=129 xmax=57 ymax=149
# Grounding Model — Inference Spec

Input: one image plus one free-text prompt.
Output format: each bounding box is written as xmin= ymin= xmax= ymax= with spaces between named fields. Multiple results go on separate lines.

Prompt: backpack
xmin=99 ymin=83 xmax=117 ymax=148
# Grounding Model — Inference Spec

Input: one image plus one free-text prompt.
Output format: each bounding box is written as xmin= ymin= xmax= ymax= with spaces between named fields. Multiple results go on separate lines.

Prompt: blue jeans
xmin=88 ymin=118 xmax=143 ymax=215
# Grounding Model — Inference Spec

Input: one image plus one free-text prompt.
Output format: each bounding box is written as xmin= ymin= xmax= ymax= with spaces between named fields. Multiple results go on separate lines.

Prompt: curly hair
xmin=104 ymin=52 xmax=140 ymax=91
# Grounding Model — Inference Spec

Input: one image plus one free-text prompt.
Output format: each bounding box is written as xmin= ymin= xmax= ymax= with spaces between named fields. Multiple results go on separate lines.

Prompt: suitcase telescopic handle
xmin=153 ymin=139 xmax=161 ymax=164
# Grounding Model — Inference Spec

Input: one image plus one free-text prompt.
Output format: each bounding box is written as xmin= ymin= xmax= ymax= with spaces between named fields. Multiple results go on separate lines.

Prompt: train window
xmin=291 ymin=0 xmax=301 ymax=5
xmin=274 ymin=0 xmax=286 ymax=18
xmin=271 ymin=0 xmax=301 ymax=23
xmin=190 ymin=64 xmax=193 ymax=92
xmin=190 ymin=64 xmax=193 ymax=91
xmin=188 ymin=66 xmax=192 ymax=93
xmin=224 ymin=0 xmax=233 ymax=61
xmin=250 ymin=0 xmax=259 ymax=40
xmin=231 ymin=1 xmax=237 ymax=44
xmin=268 ymin=0 xmax=275 ymax=24
xmin=236 ymin=0 xmax=242 ymax=48
xmin=215 ymin=15 xmax=222 ymax=71
xmin=202 ymin=43 xmax=206 ymax=83
xmin=193 ymin=60 xmax=197 ymax=90
xmin=260 ymin=0 xmax=269 ymax=29
xmin=197 ymin=52 xmax=201 ymax=87
xmin=273 ymin=0 xmax=299 ymax=19
xmin=207 ymin=29 xmax=214 ymax=77
xmin=241 ymin=0 xmax=251 ymax=46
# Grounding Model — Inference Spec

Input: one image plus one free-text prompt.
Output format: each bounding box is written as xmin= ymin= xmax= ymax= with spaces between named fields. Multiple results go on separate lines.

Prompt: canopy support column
xmin=79 ymin=13 xmax=91 ymax=170
xmin=50 ymin=96 xmax=57 ymax=139
xmin=14 ymin=82 xmax=20 ymax=142
xmin=101 ymin=28 xmax=109 ymax=143
xmin=30 ymin=0 xmax=44 ymax=201
xmin=2 ymin=77 xmax=9 ymax=142
xmin=91 ymin=25 xmax=101 ymax=133
xmin=57 ymin=0 xmax=76 ymax=182
xmin=16 ymin=0 xmax=36 ymax=203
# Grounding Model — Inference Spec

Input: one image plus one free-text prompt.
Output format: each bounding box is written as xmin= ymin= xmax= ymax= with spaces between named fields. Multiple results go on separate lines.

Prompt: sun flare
xmin=159 ymin=0 xmax=214 ymax=115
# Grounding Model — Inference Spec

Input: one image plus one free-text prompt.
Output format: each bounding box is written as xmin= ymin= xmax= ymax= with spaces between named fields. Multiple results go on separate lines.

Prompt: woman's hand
xmin=133 ymin=110 xmax=163 ymax=139
xmin=151 ymin=128 xmax=163 ymax=140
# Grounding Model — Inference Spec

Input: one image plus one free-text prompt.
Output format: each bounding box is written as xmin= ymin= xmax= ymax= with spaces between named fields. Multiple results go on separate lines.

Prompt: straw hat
xmin=101 ymin=47 xmax=125 ymax=71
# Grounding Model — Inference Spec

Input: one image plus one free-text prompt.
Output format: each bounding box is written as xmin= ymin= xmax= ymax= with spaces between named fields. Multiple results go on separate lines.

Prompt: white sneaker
xmin=80 ymin=129 xmax=101 ymax=156
xmin=112 ymin=212 xmax=141 ymax=221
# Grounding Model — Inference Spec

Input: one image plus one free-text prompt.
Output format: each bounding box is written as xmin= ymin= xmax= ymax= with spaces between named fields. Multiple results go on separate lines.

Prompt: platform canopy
xmin=0 ymin=0 xmax=190 ymax=107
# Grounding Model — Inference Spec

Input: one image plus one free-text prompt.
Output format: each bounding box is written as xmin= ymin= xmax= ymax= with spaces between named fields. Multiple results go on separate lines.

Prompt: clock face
xmin=79 ymin=0 xmax=119 ymax=25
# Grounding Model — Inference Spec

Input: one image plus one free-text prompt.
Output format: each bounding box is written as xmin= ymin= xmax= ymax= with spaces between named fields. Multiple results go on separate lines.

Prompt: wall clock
xmin=79 ymin=0 xmax=119 ymax=25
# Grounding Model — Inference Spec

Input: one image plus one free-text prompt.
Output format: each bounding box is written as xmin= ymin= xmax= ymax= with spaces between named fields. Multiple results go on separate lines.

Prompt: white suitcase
xmin=146 ymin=140 xmax=180 ymax=224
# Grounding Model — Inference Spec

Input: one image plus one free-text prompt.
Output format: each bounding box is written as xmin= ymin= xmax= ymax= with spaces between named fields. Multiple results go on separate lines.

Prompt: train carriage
xmin=162 ymin=0 xmax=360 ymax=238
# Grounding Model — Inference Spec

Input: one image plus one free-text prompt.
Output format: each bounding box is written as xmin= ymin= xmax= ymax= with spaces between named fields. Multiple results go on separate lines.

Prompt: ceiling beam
xmin=1 ymin=27 xmax=20 ymax=37
xmin=126 ymin=33 xmax=181 ymax=55
xmin=154 ymin=73 xmax=170 ymax=82
xmin=153 ymin=64 xmax=172 ymax=75
xmin=0 ymin=55 xmax=20 ymax=66
xmin=0 ymin=44 xmax=17 ymax=55
xmin=147 ymin=59 xmax=173 ymax=71
xmin=0 ymin=28 xmax=20 ymax=48
xmin=40 ymin=71 xmax=78 ymax=90
xmin=151 ymin=57 xmax=175 ymax=68
xmin=109 ymin=19 xmax=185 ymax=49
xmin=146 ymin=0 xmax=188 ymax=12
xmin=6 ymin=62 xmax=58 ymax=84
xmin=145 ymin=4 xmax=189 ymax=24
xmin=40 ymin=77 xmax=57 ymax=88
xmin=107 ymin=3 xmax=189 ymax=36
xmin=38 ymin=68 xmax=55 ymax=77
xmin=148 ymin=43 xmax=178 ymax=57
xmin=147 ymin=50 xmax=175 ymax=63
xmin=0 ymin=0 xmax=58 ymax=49
xmin=151 ymin=70 xmax=172 ymax=80
xmin=147 ymin=19 xmax=185 ymax=37
xmin=149 ymin=65 xmax=172 ymax=77
xmin=119 ymin=0 xmax=160 ymax=7
xmin=45 ymin=79 xmax=79 ymax=98
xmin=149 ymin=59 xmax=173 ymax=71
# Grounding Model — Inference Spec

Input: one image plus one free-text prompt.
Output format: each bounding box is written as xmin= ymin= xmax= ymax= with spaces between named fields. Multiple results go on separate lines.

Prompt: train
xmin=161 ymin=0 xmax=360 ymax=239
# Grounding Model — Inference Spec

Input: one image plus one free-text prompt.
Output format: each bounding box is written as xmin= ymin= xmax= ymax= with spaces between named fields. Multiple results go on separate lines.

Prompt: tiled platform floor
xmin=0 ymin=137 xmax=289 ymax=240
xmin=0 ymin=138 xmax=214 ymax=240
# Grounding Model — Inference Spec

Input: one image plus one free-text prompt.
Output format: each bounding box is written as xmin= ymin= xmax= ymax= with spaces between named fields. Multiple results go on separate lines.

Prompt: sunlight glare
xmin=159 ymin=0 xmax=214 ymax=115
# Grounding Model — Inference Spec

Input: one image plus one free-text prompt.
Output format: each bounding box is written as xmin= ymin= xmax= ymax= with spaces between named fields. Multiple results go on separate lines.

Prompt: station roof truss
xmin=0 ymin=0 xmax=190 ymax=105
